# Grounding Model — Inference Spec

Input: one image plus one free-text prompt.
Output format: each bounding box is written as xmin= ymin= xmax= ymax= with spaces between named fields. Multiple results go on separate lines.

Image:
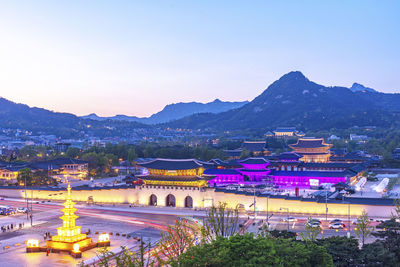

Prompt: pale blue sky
xmin=0 ymin=1 xmax=399 ymax=117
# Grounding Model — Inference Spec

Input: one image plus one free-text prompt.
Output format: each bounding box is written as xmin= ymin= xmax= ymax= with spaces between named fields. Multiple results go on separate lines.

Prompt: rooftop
xmin=239 ymin=157 xmax=269 ymax=165
xmin=241 ymin=141 xmax=267 ymax=152
xmin=289 ymin=138 xmax=332 ymax=149
xmin=137 ymin=158 xmax=204 ymax=170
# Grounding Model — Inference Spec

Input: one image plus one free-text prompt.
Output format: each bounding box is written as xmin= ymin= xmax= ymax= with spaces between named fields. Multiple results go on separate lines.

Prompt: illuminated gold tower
xmin=46 ymin=183 xmax=92 ymax=251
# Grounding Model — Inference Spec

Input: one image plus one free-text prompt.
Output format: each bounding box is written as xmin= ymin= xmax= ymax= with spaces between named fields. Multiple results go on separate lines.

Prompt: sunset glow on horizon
xmin=0 ymin=1 xmax=399 ymax=117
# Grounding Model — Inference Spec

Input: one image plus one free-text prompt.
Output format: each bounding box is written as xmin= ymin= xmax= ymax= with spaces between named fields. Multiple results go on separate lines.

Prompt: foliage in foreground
xmin=177 ymin=234 xmax=333 ymax=267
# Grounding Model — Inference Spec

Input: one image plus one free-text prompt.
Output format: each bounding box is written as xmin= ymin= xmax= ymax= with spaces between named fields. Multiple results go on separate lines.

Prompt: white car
xmin=330 ymin=219 xmax=342 ymax=224
xmin=306 ymin=222 xmax=321 ymax=228
xmin=282 ymin=217 xmax=298 ymax=222
xmin=329 ymin=223 xmax=345 ymax=229
xmin=16 ymin=207 xmax=28 ymax=213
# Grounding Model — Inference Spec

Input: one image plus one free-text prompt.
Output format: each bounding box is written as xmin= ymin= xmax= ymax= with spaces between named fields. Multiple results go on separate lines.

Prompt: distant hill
xmin=167 ymin=71 xmax=400 ymax=131
xmin=81 ymin=99 xmax=249 ymax=124
xmin=0 ymin=97 xmax=147 ymax=138
xmin=350 ymin=83 xmax=377 ymax=93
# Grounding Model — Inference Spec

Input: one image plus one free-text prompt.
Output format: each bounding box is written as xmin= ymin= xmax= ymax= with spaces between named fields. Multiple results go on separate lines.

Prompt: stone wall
xmin=0 ymin=186 xmax=396 ymax=218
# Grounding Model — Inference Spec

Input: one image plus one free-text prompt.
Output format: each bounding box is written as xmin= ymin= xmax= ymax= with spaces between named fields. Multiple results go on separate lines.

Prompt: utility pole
xmin=280 ymin=207 xmax=289 ymax=231
xmin=253 ymin=185 xmax=256 ymax=220
xmin=347 ymin=201 xmax=351 ymax=238
xmin=266 ymin=195 xmax=269 ymax=228
xmin=30 ymin=189 xmax=33 ymax=226
xmin=325 ymin=189 xmax=328 ymax=221
xmin=25 ymin=176 xmax=28 ymax=220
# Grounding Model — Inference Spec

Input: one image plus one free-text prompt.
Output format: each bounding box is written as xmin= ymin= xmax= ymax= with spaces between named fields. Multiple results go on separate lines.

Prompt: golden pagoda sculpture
xmin=46 ymin=182 xmax=92 ymax=256
xmin=26 ymin=182 xmax=110 ymax=258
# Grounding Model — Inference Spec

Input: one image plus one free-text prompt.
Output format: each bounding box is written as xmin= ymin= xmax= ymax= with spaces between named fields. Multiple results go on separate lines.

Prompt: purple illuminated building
xmin=203 ymin=156 xmax=358 ymax=188
xmin=204 ymin=157 xmax=271 ymax=186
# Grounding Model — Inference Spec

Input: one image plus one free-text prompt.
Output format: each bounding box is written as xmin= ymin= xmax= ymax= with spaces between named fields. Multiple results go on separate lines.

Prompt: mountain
xmin=350 ymin=83 xmax=377 ymax=93
xmin=0 ymin=97 xmax=147 ymax=138
xmin=167 ymin=71 xmax=400 ymax=131
xmin=81 ymin=99 xmax=248 ymax=124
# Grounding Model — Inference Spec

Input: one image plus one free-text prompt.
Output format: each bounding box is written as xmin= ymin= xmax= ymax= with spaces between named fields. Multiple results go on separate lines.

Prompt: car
xmin=308 ymin=219 xmax=321 ymax=224
xmin=330 ymin=219 xmax=342 ymax=224
xmin=329 ymin=223 xmax=345 ymax=229
xmin=282 ymin=217 xmax=298 ymax=222
xmin=306 ymin=222 xmax=321 ymax=228
xmin=16 ymin=207 xmax=28 ymax=213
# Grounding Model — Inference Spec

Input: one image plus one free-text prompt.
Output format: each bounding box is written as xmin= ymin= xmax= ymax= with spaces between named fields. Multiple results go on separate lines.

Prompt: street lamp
xmin=325 ymin=189 xmax=328 ymax=221
xmin=280 ymin=207 xmax=289 ymax=231
xmin=266 ymin=195 xmax=269 ymax=227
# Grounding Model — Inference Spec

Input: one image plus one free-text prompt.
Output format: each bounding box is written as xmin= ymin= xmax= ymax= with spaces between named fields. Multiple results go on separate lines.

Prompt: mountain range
xmin=1 ymin=71 xmax=400 ymax=137
xmin=81 ymin=99 xmax=249 ymax=124
xmin=167 ymin=71 xmax=400 ymax=131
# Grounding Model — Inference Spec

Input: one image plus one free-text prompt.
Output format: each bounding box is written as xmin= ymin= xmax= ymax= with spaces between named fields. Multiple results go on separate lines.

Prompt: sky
xmin=0 ymin=1 xmax=399 ymax=117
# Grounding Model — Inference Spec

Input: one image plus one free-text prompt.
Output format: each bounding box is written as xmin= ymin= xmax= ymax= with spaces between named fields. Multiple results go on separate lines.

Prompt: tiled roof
xmin=137 ymin=175 xmax=209 ymax=182
xmin=239 ymin=157 xmax=269 ymax=165
xmin=276 ymin=152 xmax=301 ymax=160
xmin=274 ymin=127 xmax=296 ymax=132
xmin=269 ymin=170 xmax=354 ymax=178
xmin=241 ymin=141 xmax=266 ymax=152
xmin=302 ymin=162 xmax=356 ymax=168
xmin=137 ymin=158 xmax=204 ymax=170
xmin=223 ymin=149 xmax=242 ymax=157
xmin=203 ymin=169 xmax=240 ymax=175
xmin=289 ymin=138 xmax=331 ymax=149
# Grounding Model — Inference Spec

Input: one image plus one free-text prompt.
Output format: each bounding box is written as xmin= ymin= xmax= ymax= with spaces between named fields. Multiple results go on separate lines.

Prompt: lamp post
xmin=347 ymin=200 xmax=351 ymax=238
xmin=266 ymin=195 xmax=269 ymax=227
xmin=25 ymin=176 xmax=28 ymax=220
xmin=253 ymin=185 xmax=256 ymax=220
xmin=325 ymin=189 xmax=328 ymax=221
xmin=280 ymin=207 xmax=289 ymax=231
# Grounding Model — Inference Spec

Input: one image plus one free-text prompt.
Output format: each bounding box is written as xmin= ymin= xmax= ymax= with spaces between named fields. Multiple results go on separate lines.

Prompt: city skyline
xmin=1 ymin=1 xmax=399 ymax=117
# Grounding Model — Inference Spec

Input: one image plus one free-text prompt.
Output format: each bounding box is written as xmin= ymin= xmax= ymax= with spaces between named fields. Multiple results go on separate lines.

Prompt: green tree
xmin=355 ymin=210 xmax=373 ymax=246
xmin=299 ymin=218 xmax=322 ymax=242
xmin=315 ymin=236 xmax=361 ymax=267
xmin=177 ymin=234 xmax=333 ymax=267
xmin=202 ymin=202 xmax=239 ymax=243
xmin=359 ymin=242 xmax=398 ymax=267
xmin=17 ymin=168 xmax=34 ymax=186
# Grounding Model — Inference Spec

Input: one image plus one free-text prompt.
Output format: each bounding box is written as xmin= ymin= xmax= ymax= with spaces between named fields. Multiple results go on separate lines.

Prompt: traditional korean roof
xmin=137 ymin=158 xmax=204 ymax=170
xmin=203 ymin=169 xmax=240 ymax=175
xmin=241 ymin=141 xmax=266 ymax=152
xmin=46 ymin=158 xmax=88 ymax=165
xmin=274 ymin=127 xmax=296 ymax=133
xmin=223 ymin=149 xmax=242 ymax=157
xmin=330 ymin=153 xmax=365 ymax=161
xmin=137 ymin=175 xmax=211 ymax=182
xmin=238 ymin=169 xmax=270 ymax=173
xmin=208 ymin=159 xmax=227 ymax=166
xmin=276 ymin=152 xmax=301 ymax=161
xmin=269 ymin=170 xmax=354 ymax=178
xmin=301 ymin=162 xmax=356 ymax=169
xmin=239 ymin=157 xmax=269 ymax=165
xmin=289 ymin=137 xmax=332 ymax=149
xmin=269 ymin=161 xmax=301 ymax=167
xmin=29 ymin=161 xmax=62 ymax=170
xmin=220 ymin=160 xmax=243 ymax=168
xmin=0 ymin=164 xmax=30 ymax=172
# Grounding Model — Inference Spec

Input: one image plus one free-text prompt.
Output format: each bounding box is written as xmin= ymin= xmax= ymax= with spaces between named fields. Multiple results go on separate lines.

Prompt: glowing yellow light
xmin=73 ymin=243 xmax=80 ymax=252
xmin=99 ymin=234 xmax=110 ymax=242
xmin=27 ymin=239 xmax=39 ymax=247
